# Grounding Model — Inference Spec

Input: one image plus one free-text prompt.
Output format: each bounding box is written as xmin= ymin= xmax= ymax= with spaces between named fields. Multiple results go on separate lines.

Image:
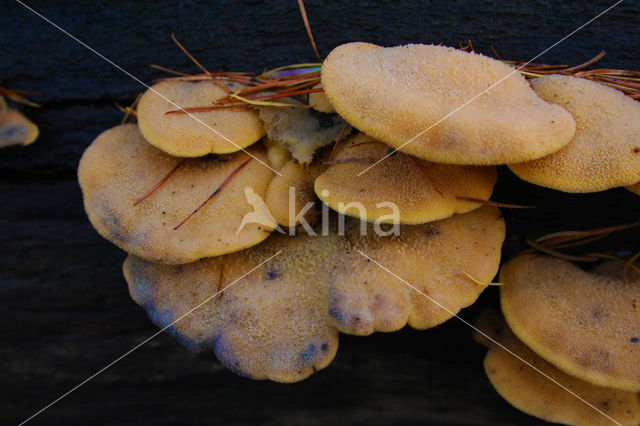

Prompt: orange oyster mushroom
xmin=137 ymin=79 xmax=265 ymax=157
xmin=509 ymin=75 xmax=640 ymax=192
xmin=321 ymin=42 xmax=576 ymax=165
xmin=124 ymin=207 xmax=505 ymax=382
xmin=314 ymin=133 xmax=497 ymax=224
xmin=475 ymin=310 xmax=640 ymax=426
xmin=78 ymin=124 xmax=274 ymax=264
xmin=500 ymin=255 xmax=640 ymax=392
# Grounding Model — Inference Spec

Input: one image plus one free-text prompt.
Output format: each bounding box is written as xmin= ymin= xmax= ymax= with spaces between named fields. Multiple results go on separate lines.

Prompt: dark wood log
xmin=1 ymin=1 xmax=638 ymax=424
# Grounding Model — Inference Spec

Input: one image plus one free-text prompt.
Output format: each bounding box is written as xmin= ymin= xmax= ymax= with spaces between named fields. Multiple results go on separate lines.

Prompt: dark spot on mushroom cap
xmin=266 ymin=271 xmax=278 ymax=280
xmin=301 ymin=343 xmax=318 ymax=361
xmin=631 ymin=337 xmax=639 ymax=343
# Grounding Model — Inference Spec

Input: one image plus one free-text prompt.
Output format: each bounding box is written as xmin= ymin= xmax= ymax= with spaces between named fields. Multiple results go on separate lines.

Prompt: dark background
xmin=1 ymin=1 xmax=639 ymax=425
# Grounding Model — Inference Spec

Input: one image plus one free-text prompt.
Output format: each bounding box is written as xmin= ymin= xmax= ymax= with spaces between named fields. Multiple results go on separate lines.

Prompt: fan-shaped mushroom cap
xmin=124 ymin=207 xmax=504 ymax=381
xmin=314 ymin=134 xmax=497 ymax=224
xmin=476 ymin=311 xmax=640 ymax=426
xmin=500 ymin=255 xmax=640 ymax=391
xmin=78 ymin=124 xmax=274 ymax=264
xmin=308 ymin=84 xmax=335 ymax=113
xmin=137 ymin=80 xmax=265 ymax=157
xmin=321 ymin=42 xmax=575 ymax=165
xmin=259 ymin=100 xmax=351 ymax=164
xmin=328 ymin=206 xmax=504 ymax=334
xmin=509 ymin=76 xmax=640 ymax=192
xmin=0 ymin=107 xmax=39 ymax=148
xmin=628 ymin=182 xmax=640 ymax=196
xmin=265 ymin=158 xmax=327 ymax=227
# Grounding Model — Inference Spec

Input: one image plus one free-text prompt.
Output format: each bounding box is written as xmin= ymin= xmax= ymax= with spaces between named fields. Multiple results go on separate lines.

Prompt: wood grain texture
xmin=1 ymin=1 xmax=639 ymax=424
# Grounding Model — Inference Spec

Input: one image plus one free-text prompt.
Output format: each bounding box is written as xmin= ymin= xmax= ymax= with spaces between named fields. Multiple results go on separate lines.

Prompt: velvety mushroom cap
xmin=137 ymin=79 xmax=265 ymax=157
xmin=476 ymin=311 xmax=640 ymax=426
xmin=500 ymin=255 xmax=640 ymax=391
xmin=329 ymin=206 xmax=504 ymax=334
xmin=314 ymin=134 xmax=497 ymax=224
xmin=78 ymin=124 xmax=274 ymax=264
xmin=0 ymin=108 xmax=39 ymax=148
xmin=265 ymin=157 xmax=327 ymax=227
xmin=124 ymin=207 xmax=504 ymax=381
xmin=321 ymin=42 xmax=576 ymax=165
xmin=509 ymin=75 xmax=640 ymax=192
xmin=627 ymin=182 xmax=640 ymax=196
xmin=259 ymin=100 xmax=351 ymax=164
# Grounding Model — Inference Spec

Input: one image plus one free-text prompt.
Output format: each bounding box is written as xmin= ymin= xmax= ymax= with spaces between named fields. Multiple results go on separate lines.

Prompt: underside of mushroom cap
xmin=78 ymin=124 xmax=274 ymax=264
xmin=628 ymin=182 xmax=640 ymax=196
xmin=124 ymin=207 xmax=504 ymax=381
xmin=509 ymin=75 xmax=640 ymax=192
xmin=476 ymin=310 xmax=640 ymax=426
xmin=500 ymin=255 xmax=640 ymax=392
xmin=321 ymin=42 xmax=576 ymax=165
xmin=137 ymin=79 xmax=265 ymax=157
xmin=314 ymin=133 xmax=497 ymax=224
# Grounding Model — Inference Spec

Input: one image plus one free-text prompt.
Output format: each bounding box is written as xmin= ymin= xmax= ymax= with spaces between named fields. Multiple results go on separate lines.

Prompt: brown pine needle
xmin=535 ymin=220 xmax=640 ymax=244
xmin=525 ymin=239 xmax=599 ymax=262
xmin=455 ymin=196 xmax=534 ymax=209
xmin=297 ymin=0 xmax=321 ymax=60
xmin=134 ymin=160 xmax=186 ymax=206
xmin=174 ymin=158 xmax=252 ymax=230
xmin=150 ymin=64 xmax=191 ymax=76
xmin=0 ymin=87 xmax=41 ymax=107
xmin=171 ymin=32 xmax=211 ymax=75
xmin=561 ymin=50 xmax=606 ymax=73
xmin=327 ymin=124 xmax=350 ymax=162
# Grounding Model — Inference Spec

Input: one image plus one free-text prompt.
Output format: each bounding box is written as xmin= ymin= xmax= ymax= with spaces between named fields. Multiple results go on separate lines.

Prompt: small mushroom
xmin=78 ymin=124 xmax=274 ymax=264
xmin=321 ymin=42 xmax=576 ymax=165
xmin=308 ymin=83 xmax=335 ymax=113
xmin=259 ymin=98 xmax=351 ymax=164
xmin=314 ymin=134 xmax=497 ymax=224
xmin=509 ymin=75 xmax=640 ymax=192
xmin=500 ymin=255 xmax=640 ymax=391
xmin=263 ymin=138 xmax=291 ymax=171
xmin=0 ymin=97 xmax=38 ymax=148
xmin=265 ymin=155 xmax=328 ymax=227
xmin=475 ymin=310 xmax=640 ymax=426
xmin=124 ymin=207 xmax=505 ymax=381
xmin=137 ymin=80 xmax=265 ymax=157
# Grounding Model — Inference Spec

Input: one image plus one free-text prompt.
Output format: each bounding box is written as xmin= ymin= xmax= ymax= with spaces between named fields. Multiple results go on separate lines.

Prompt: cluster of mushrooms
xmin=78 ymin=42 xmax=640 ymax=425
